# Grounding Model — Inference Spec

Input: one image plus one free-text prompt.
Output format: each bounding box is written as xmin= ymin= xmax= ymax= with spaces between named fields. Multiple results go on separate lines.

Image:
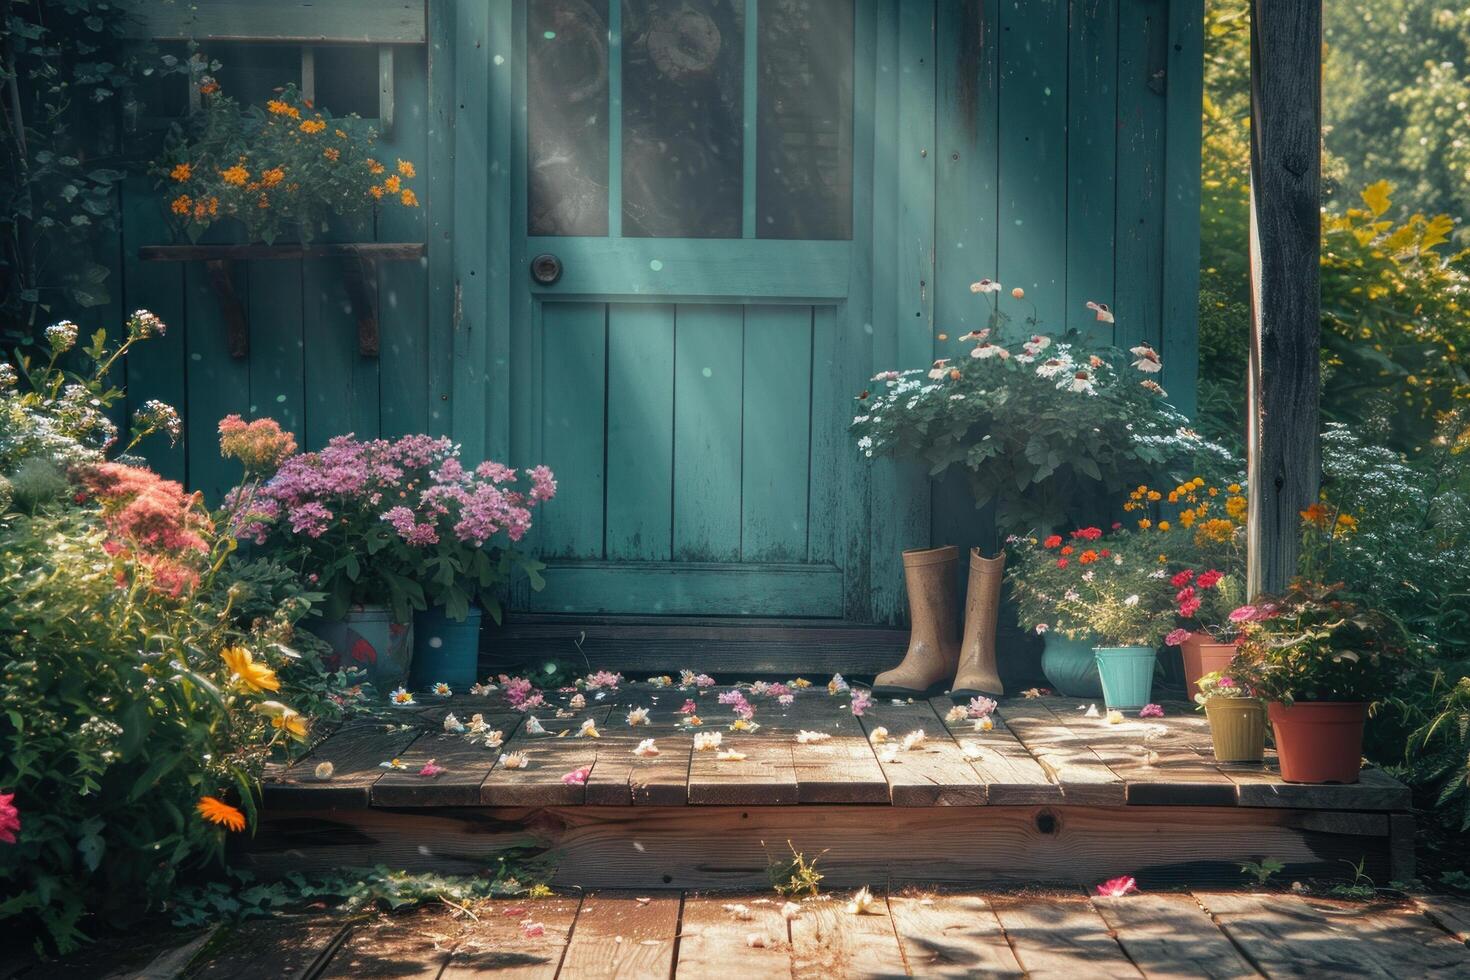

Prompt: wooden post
xmin=1246 ymin=0 xmax=1321 ymax=596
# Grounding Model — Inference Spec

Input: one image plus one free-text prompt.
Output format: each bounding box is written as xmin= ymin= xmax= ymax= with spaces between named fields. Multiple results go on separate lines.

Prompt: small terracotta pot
xmin=1267 ymin=701 xmax=1368 ymax=784
xmin=1204 ymin=698 xmax=1266 ymax=763
xmin=1181 ymin=632 xmax=1239 ymax=696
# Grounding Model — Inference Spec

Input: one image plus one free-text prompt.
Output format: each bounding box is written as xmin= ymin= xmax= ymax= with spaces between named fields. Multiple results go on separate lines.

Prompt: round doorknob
xmin=530 ymin=253 xmax=562 ymax=285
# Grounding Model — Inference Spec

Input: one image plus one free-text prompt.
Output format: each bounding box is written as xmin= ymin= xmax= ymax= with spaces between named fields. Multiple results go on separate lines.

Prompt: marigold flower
xmin=384 ymin=174 xmax=401 ymax=193
xmin=197 ymin=796 xmax=246 ymax=832
xmin=323 ymin=147 xmax=340 ymax=162
xmin=171 ymin=194 xmax=192 ymax=215
xmin=260 ymin=167 xmax=285 ymax=187
xmin=220 ymin=164 xmax=249 ymax=186
xmin=369 ymin=185 xmax=384 ymax=199
xmin=1300 ymin=502 xmax=1332 ymax=528
xmin=397 ymin=158 xmax=416 ymax=178
xmin=267 ymin=99 xmax=297 ymax=117
xmin=399 ymin=188 xmax=419 ymax=207
xmin=221 ymin=646 xmax=280 ymax=693
xmin=199 ymin=79 xmax=220 ymax=95
xmin=368 ymin=158 xmax=385 ymax=175
xmin=170 ymin=162 xmax=192 ymax=182
xmin=300 ymin=118 xmax=327 ymax=134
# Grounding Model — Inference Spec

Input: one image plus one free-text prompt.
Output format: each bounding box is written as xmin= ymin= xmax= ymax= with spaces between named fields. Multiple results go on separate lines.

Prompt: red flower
xmin=1170 ymin=569 xmax=1195 ymax=588
xmin=1111 ymin=521 xmax=1123 ymax=530
xmin=1060 ymin=545 xmax=1074 ymax=556
xmin=1073 ymin=526 xmax=1103 ymax=541
xmin=1197 ymin=569 xmax=1223 ymax=589
xmin=1043 ymin=535 xmax=1063 ymax=549
xmin=1100 ymin=549 xmax=1110 ymax=557
xmin=1056 ymin=558 xmax=1069 ymax=569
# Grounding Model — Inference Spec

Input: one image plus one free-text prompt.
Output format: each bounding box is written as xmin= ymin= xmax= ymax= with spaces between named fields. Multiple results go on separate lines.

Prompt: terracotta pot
xmin=1267 ymin=701 xmax=1368 ymax=784
xmin=1204 ymin=698 xmax=1266 ymax=763
xmin=1181 ymin=632 xmax=1239 ymax=696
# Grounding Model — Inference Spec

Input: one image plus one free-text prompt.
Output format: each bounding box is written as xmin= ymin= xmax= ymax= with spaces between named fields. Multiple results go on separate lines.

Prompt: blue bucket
xmin=408 ymin=605 xmax=483 ymax=691
xmin=1093 ymin=645 xmax=1158 ymax=710
xmin=1041 ymin=633 xmax=1104 ymax=697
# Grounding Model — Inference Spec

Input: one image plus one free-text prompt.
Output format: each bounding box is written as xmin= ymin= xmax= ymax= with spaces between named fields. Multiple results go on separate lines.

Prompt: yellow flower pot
xmin=1204 ymin=698 xmax=1267 ymax=763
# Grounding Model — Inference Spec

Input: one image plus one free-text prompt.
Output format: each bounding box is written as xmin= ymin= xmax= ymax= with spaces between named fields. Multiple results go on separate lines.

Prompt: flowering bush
xmin=851 ymin=284 xmax=1231 ymax=531
xmin=1228 ymin=581 xmax=1413 ymax=705
xmin=1193 ymin=671 xmax=1258 ymax=705
xmin=1006 ymin=524 xmax=1176 ymax=647
xmin=228 ymin=430 xmax=555 ymax=623
xmin=154 ymin=83 xmax=418 ymax=243
xmin=1 ymin=326 xmax=343 ymax=952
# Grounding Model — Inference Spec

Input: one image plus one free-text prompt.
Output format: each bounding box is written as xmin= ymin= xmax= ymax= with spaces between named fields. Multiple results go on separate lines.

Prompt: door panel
xmin=516 ymin=0 xmax=858 ymax=618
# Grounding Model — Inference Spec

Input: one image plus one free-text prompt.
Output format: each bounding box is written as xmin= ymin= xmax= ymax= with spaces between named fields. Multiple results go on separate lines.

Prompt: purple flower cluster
xmin=233 ymin=433 xmax=555 ymax=550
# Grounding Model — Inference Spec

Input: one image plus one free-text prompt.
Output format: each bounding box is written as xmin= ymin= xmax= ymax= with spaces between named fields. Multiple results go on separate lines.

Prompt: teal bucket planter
xmin=1041 ymin=634 xmax=1103 ymax=698
xmin=1093 ymin=645 xmax=1158 ymax=710
xmin=408 ymin=605 xmax=484 ymax=691
xmin=306 ymin=606 xmax=414 ymax=694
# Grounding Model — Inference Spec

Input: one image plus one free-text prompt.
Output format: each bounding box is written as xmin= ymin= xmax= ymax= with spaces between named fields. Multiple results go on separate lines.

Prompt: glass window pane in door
xmin=528 ymin=0 xmax=611 ymax=236
xmin=756 ymin=0 xmax=853 ymax=240
xmin=621 ymin=0 xmax=745 ymax=238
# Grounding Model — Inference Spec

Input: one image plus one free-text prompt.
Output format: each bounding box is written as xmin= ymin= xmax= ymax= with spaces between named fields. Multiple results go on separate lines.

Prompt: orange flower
xmin=197 ymin=796 xmax=246 ymax=832
xmin=266 ymin=99 xmax=299 ymax=118
xmin=257 ymin=194 xmax=271 ymax=209
xmin=1059 ymin=545 xmax=1074 ymax=556
xmin=220 ymin=164 xmax=249 ymax=187
xmin=334 ymin=128 xmax=347 ymax=139
xmin=384 ymin=175 xmax=401 ymax=194
xmin=260 ymin=167 xmax=285 ymax=188
xmin=199 ymin=79 xmax=220 ymax=95
xmin=300 ymin=118 xmax=326 ymax=134
xmin=399 ymin=188 xmax=419 ymax=207
xmin=369 ymin=185 xmax=384 ymax=199
xmin=170 ymin=162 xmax=192 ymax=182
xmin=1300 ymin=503 xmax=1332 ymax=528
xmin=323 ymin=147 xmax=340 ymax=162
xmin=170 ymin=194 xmax=192 ymax=215
xmin=1078 ymin=549 xmax=1099 ymax=564
xmin=367 ymin=158 xmax=385 ymax=175
xmin=397 ymin=158 xmax=416 ymax=178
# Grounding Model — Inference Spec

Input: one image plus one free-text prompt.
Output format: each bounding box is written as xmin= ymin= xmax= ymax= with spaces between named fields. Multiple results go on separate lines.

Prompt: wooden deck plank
xmin=785 ymin=691 xmax=890 ymax=804
xmin=316 ymin=911 xmax=455 ymax=979
xmin=1197 ymin=892 xmax=1470 ymax=976
xmin=584 ymin=692 xmax=693 ymax=806
xmin=555 ymin=891 xmax=681 ymax=979
xmin=688 ymin=688 xmax=799 ymax=804
xmin=1227 ymin=764 xmax=1411 ymax=811
xmin=263 ymin=720 xmax=422 ymax=809
xmin=372 ymin=715 xmax=526 ymax=806
xmin=1411 ymin=892 xmax=1470 ymax=946
xmin=789 ymin=894 xmax=909 ymax=979
xmin=857 ymin=699 xmax=987 ymax=806
xmin=1091 ymin=893 xmax=1257 ymax=979
xmin=996 ymin=701 xmax=1127 ymax=805
xmin=886 ymin=894 xmax=1024 ymax=977
xmin=989 ymin=895 xmax=1143 ymax=978
xmin=480 ymin=706 xmax=615 ymax=806
xmin=927 ymin=697 xmax=1064 ymax=805
xmin=440 ymin=896 xmax=581 ymax=979
xmin=1039 ymin=697 xmax=1238 ymax=807
xmin=183 ymin=917 xmax=348 ymax=980
xmin=675 ymin=895 xmax=793 ymax=977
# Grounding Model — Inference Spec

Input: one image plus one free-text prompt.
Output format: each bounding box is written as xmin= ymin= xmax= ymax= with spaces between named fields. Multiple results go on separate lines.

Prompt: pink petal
xmin=1095 ymin=875 xmax=1139 ymax=897
xmin=521 ymin=920 xmax=546 ymax=938
xmin=561 ymin=766 xmax=591 ymax=785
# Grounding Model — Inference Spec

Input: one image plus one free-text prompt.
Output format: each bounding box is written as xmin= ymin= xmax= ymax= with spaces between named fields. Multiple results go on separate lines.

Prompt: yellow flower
xmin=367 ymin=158 xmax=385 ymax=175
xmin=197 ymin=796 xmax=246 ymax=832
xmin=384 ymin=174 xmax=401 ymax=194
xmin=271 ymin=708 xmax=308 ymax=741
xmin=1147 ymin=490 xmax=1162 ymax=502
xmin=171 ymin=194 xmax=192 ymax=215
xmin=260 ymin=167 xmax=285 ymax=188
xmin=1228 ymin=484 xmax=1242 ymax=493
xmin=1157 ymin=520 xmax=1171 ymax=531
xmin=220 ymin=165 xmax=249 ymax=187
xmin=399 ymin=188 xmax=418 ymax=207
xmin=1138 ymin=518 xmax=1152 ymax=530
xmin=170 ymin=162 xmax=192 ymax=182
xmin=1179 ymin=509 xmax=1197 ymax=529
xmin=267 ymin=99 xmax=299 ymax=118
xmin=1195 ymin=519 xmax=1235 ymax=546
xmin=300 ymin=118 xmax=326 ymax=134
xmin=397 ymin=158 xmax=416 ymax=178
xmin=1335 ymin=513 xmax=1359 ymax=535
xmin=1225 ymin=495 xmax=1248 ymax=521
xmin=335 ymin=128 xmax=347 ymax=139
xmin=220 ymin=646 xmax=279 ymax=693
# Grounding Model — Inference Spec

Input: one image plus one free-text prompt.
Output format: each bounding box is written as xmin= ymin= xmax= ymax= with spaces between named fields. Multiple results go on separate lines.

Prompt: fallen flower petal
xmin=379 ymin=758 xmax=408 ymax=770
xmin=716 ymin=748 xmax=748 ymax=761
xmin=561 ymin=766 xmax=591 ymax=785
xmin=1138 ymin=703 xmax=1165 ymax=718
xmin=694 ymin=731 xmax=723 ymax=751
xmin=850 ymin=689 xmax=873 ymax=716
xmin=524 ymin=716 xmax=547 ymax=735
xmin=1096 ymin=875 xmax=1139 ymax=897
xmin=1083 ymin=704 xmax=1101 ymax=719
xmin=569 ymin=693 xmax=587 ymax=710
xmin=521 ymin=920 xmax=546 ymax=938
xmin=847 ymin=886 xmax=879 ymax=915
xmin=944 ymin=705 xmax=969 ymax=723
xmin=1106 ymin=709 xmax=1125 ymax=725
xmin=626 ymin=707 xmax=650 ymax=726
xmin=498 ymin=752 xmax=529 ymax=769
xmin=443 ymin=711 xmax=467 ymax=734
xmin=900 ymin=730 xmax=927 ymax=751
xmin=419 ymin=760 xmax=445 ymax=777
xmin=795 ymin=730 xmax=832 ymax=744
xmin=868 ymin=726 xmax=889 ymax=744
xmin=973 ymin=717 xmax=995 ymax=733
xmin=578 ymin=718 xmax=601 ymax=738
xmin=633 ymin=738 xmax=660 ymax=757
xmin=745 ymin=933 xmax=768 ymax=948
xmin=723 ymin=903 xmax=753 ymax=920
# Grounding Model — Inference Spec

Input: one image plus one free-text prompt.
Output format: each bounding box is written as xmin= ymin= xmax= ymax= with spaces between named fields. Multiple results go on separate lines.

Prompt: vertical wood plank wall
xmin=117 ymin=0 xmax=1202 ymax=625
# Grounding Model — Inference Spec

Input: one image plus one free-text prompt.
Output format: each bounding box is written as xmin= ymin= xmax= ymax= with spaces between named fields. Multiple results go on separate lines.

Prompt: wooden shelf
xmin=140 ymin=242 xmax=425 ymax=358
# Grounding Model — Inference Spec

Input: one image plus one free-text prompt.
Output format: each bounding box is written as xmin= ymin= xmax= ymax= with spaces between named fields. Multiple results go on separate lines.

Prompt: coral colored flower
xmin=1228 ymin=605 xmax=1259 ymax=624
xmin=561 ymin=766 xmax=591 ymax=785
xmin=1056 ymin=558 xmax=1069 ymax=569
xmin=678 ymin=699 xmax=699 ymax=714
xmin=1096 ymin=875 xmax=1138 ymax=897
xmin=1078 ymin=550 xmax=1099 ymax=564
xmin=419 ymin=760 xmax=446 ymax=777
xmin=1060 ymin=545 xmax=1074 ymax=556
xmin=1139 ymin=704 xmax=1165 ymax=718
xmin=0 ymin=793 xmax=19 ymax=844
xmin=197 ymin=796 xmax=246 ymax=832
xmin=220 ymin=646 xmax=280 ymax=693
xmin=1164 ymin=628 xmax=1191 ymax=647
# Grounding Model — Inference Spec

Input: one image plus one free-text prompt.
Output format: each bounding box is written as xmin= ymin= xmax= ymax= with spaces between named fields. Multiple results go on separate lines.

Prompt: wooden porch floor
xmin=248 ymin=683 xmax=1414 ymax=890
xmin=24 ymin=889 xmax=1470 ymax=978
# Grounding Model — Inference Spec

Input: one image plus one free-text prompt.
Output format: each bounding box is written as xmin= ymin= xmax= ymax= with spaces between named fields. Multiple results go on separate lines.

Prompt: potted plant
xmin=1007 ymin=528 xmax=1108 ymax=697
xmin=1229 ymin=581 xmax=1409 ymax=783
xmin=1046 ymin=528 xmax=1175 ymax=710
xmin=224 ymin=430 xmax=556 ymax=693
xmin=1194 ymin=670 xmax=1266 ymax=763
xmin=154 ymin=83 xmax=418 ymax=244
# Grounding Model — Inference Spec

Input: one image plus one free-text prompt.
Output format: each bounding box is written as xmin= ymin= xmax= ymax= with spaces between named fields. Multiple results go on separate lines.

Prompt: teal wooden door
xmin=510 ymin=0 xmax=862 ymax=616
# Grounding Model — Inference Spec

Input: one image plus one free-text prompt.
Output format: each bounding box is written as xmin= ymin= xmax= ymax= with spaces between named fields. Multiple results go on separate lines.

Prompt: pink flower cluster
xmin=80 ymin=462 xmax=212 ymax=596
xmin=232 ymin=432 xmax=555 ymax=550
xmin=585 ymin=670 xmax=623 ymax=690
xmin=718 ymin=689 xmax=756 ymax=720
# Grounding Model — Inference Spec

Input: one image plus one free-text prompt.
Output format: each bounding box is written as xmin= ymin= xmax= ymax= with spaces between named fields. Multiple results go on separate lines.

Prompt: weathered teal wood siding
xmin=121 ymin=0 xmax=1202 ymax=626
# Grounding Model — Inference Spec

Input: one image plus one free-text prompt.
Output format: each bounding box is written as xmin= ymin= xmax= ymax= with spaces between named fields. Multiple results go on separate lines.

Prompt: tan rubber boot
xmin=872 ymin=546 xmax=961 ymax=698
xmin=951 ymin=548 xmax=1005 ymax=700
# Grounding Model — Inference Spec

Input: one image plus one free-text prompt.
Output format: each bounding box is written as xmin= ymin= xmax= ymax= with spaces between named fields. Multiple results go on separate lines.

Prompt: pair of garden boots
xmin=872 ymin=545 xmax=1004 ymax=701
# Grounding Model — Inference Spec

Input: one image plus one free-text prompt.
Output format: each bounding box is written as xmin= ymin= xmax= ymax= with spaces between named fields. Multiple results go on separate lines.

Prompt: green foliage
xmin=852 ymin=292 xmax=1232 ymax=532
xmin=1239 ymin=857 xmax=1285 ymax=887
xmin=766 ymin=841 xmax=824 ymax=898
xmin=1406 ymin=674 xmax=1470 ymax=833
xmin=153 ymin=83 xmax=420 ymax=245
